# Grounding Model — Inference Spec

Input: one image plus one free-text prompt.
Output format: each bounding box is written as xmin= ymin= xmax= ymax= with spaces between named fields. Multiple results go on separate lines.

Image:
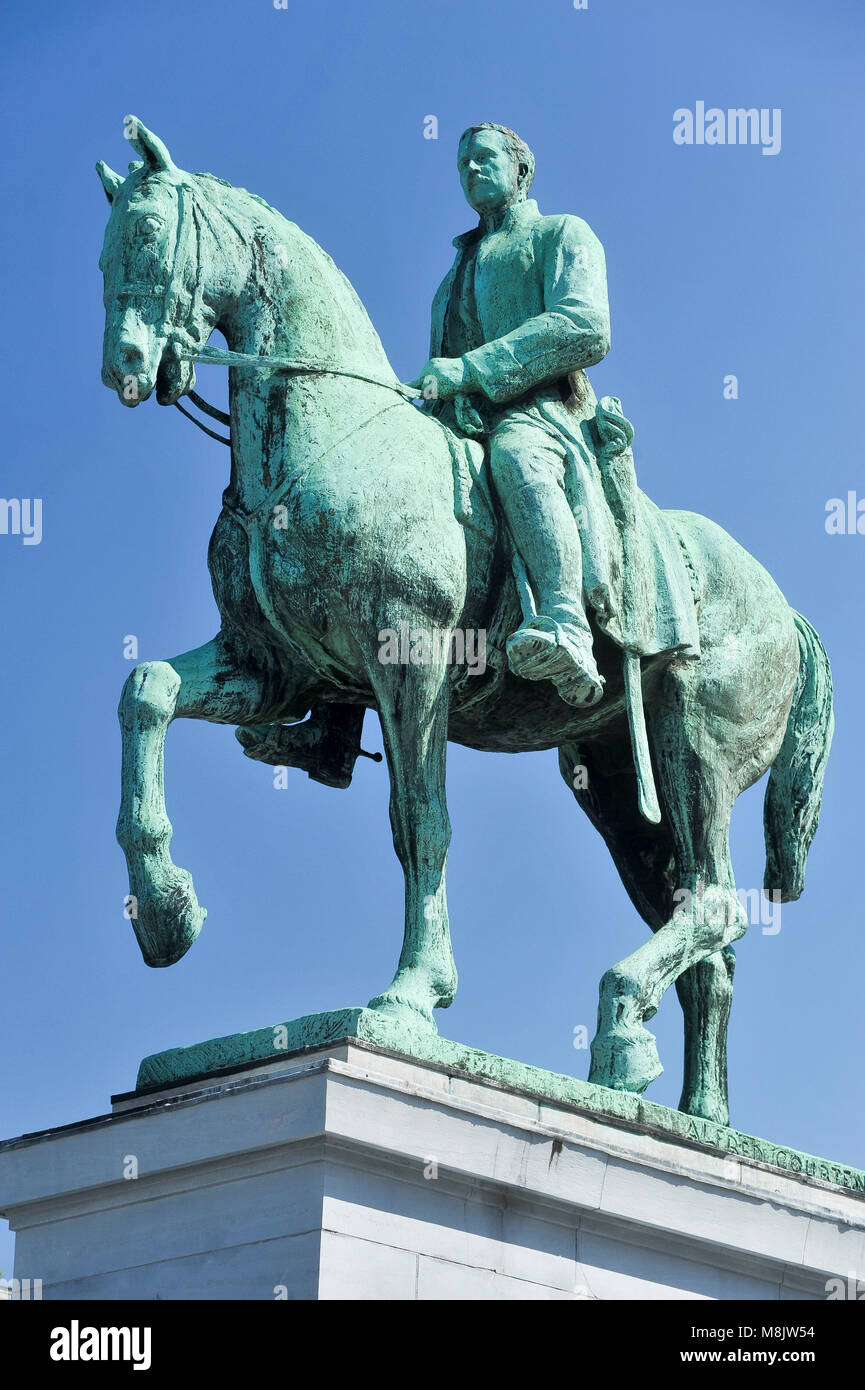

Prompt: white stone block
xmin=0 ymin=1043 xmax=862 ymax=1300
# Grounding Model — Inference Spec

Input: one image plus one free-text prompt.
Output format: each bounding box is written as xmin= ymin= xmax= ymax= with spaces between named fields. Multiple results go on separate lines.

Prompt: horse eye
xmin=140 ymin=216 xmax=162 ymax=234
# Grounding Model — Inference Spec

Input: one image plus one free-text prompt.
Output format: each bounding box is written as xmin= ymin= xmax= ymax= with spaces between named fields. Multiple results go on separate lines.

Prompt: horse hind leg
xmin=559 ymin=741 xmax=675 ymax=1095
xmin=559 ymin=740 xmax=676 ymax=929
xmin=117 ymin=630 xmax=291 ymax=967
xmin=676 ymin=947 xmax=736 ymax=1125
xmin=560 ymin=740 xmax=739 ymax=1123
xmin=587 ymin=670 xmax=748 ymax=1109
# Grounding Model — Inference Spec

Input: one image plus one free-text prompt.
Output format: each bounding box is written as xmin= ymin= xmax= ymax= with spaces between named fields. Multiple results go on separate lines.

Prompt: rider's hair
xmin=458 ymin=123 xmax=536 ymax=199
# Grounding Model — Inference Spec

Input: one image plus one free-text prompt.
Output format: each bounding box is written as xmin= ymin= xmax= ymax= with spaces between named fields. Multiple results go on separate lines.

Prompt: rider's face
xmin=458 ymin=132 xmax=521 ymax=216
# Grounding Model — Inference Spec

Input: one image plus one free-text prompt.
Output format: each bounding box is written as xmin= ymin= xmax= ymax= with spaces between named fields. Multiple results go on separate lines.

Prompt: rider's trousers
xmin=489 ymin=417 xmax=595 ymax=648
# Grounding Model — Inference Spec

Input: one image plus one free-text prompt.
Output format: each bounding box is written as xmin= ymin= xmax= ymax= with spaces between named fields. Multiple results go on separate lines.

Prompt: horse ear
xmin=96 ymin=160 xmax=125 ymax=204
xmin=124 ymin=116 xmax=174 ymax=172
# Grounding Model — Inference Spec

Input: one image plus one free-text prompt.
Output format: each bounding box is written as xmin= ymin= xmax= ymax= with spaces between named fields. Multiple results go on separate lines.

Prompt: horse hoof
xmin=588 ymin=1021 xmax=663 ymax=1094
xmin=679 ymin=1092 xmax=731 ymax=1127
xmin=131 ymin=869 xmax=207 ymax=968
xmin=366 ymin=992 xmax=440 ymax=1037
xmin=367 ymin=965 xmax=455 ymax=1033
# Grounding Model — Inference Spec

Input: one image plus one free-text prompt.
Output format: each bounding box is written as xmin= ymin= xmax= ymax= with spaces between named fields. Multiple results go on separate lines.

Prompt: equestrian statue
xmin=96 ymin=118 xmax=833 ymax=1126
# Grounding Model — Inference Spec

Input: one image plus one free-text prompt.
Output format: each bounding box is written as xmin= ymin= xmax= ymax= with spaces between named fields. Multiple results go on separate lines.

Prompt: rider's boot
xmin=236 ymin=703 xmax=379 ymax=788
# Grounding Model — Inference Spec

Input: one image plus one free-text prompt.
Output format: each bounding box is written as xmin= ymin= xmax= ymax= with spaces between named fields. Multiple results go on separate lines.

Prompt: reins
xmin=174 ymin=392 xmax=231 ymax=444
xmin=173 ymin=345 xmax=421 ymax=448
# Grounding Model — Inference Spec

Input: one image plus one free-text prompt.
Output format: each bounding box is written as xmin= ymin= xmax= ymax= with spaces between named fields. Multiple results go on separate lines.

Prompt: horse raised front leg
xmin=116 ymin=631 xmax=288 ymax=967
xmin=366 ymin=653 xmax=456 ymax=1030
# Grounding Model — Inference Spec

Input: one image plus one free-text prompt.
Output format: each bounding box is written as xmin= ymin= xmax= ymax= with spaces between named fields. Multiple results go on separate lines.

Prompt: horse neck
xmin=207 ymin=192 xmax=402 ymax=506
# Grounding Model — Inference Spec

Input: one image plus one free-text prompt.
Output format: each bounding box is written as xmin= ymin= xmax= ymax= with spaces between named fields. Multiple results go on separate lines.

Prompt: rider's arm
xmin=460 ymin=215 xmax=610 ymax=405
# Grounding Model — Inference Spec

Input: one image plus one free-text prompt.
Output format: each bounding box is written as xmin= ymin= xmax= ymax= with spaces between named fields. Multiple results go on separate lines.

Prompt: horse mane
xmin=183 ymin=169 xmax=394 ymax=372
xmin=193 ymin=171 xmax=284 ymax=224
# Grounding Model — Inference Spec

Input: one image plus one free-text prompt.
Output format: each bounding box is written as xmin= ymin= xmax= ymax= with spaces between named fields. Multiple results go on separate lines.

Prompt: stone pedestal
xmin=1 ymin=1031 xmax=863 ymax=1300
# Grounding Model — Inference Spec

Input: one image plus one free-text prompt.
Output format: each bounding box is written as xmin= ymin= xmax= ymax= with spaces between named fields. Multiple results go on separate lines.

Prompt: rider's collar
xmin=452 ymin=198 xmax=539 ymax=249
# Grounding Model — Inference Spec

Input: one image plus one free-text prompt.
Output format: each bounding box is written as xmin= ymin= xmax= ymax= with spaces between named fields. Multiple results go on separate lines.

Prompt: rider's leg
xmin=489 ymin=421 xmax=603 ymax=706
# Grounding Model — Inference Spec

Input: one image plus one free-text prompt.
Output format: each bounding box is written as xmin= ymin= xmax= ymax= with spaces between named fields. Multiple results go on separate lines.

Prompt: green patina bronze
xmin=98 ymin=118 xmax=833 ymax=1128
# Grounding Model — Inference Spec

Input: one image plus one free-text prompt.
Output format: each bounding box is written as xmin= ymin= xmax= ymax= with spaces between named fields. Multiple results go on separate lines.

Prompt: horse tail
xmin=763 ymin=611 xmax=834 ymax=902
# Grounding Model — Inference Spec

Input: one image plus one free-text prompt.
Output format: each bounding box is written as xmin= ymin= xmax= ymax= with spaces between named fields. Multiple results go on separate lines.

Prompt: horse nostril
xmin=119 ymin=341 xmax=144 ymax=370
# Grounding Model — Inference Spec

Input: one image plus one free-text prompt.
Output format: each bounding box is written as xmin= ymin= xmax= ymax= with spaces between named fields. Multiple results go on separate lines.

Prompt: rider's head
xmin=457 ymin=124 xmax=535 ymax=218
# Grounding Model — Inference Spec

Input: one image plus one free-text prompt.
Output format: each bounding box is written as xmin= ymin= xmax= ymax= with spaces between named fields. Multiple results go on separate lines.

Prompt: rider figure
xmin=409 ymin=123 xmax=610 ymax=707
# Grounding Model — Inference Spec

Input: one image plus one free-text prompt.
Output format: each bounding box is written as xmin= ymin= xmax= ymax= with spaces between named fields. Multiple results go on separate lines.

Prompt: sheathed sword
xmin=595 ymin=396 xmax=662 ymax=824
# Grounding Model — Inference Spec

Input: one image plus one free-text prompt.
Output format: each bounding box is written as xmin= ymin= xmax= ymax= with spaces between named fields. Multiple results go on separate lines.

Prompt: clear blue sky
xmin=1 ymin=0 xmax=863 ymax=1277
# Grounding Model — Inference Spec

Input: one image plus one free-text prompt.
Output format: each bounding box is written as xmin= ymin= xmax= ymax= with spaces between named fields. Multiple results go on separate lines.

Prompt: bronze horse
xmin=97 ymin=120 xmax=832 ymax=1124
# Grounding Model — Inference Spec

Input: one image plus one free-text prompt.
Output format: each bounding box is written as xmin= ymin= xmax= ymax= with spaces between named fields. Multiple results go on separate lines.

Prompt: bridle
xmin=114 ymin=182 xmax=209 ymax=360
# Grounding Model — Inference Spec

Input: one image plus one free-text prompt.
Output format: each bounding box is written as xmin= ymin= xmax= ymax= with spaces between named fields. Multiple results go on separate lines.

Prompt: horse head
xmin=98 ymin=115 xmax=401 ymax=437
xmin=97 ymin=118 xmax=224 ymax=409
